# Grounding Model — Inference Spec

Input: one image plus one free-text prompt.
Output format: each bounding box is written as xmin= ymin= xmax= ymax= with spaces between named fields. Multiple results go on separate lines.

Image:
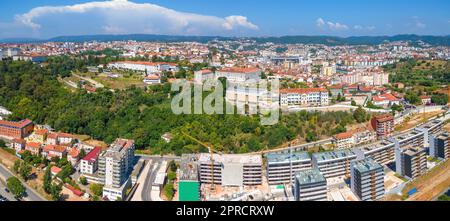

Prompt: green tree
xmin=13 ymin=160 xmax=21 ymax=173
xmin=7 ymin=177 xmax=26 ymax=199
xmin=0 ymin=139 xmax=6 ymax=148
xmin=79 ymin=176 xmax=88 ymax=185
xmin=90 ymin=183 xmax=103 ymax=196
xmin=50 ymin=183 xmax=63 ymax=201
xmin=353 ymin=106 xmax=368 ymax=123
xmin=19 ymin=162 xmax=31 ymax=181
xmin=43 ymin=166 xmax=52 ymax=193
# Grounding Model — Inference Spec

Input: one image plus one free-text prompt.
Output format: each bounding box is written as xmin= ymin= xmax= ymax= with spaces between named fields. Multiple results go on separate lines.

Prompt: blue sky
xmin=0 ymin=0 xmax=449 ymax=39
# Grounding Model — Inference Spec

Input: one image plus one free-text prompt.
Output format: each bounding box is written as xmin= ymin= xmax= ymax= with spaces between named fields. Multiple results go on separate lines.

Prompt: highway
xmin=0 ymin=164 xmax=46 ymax=201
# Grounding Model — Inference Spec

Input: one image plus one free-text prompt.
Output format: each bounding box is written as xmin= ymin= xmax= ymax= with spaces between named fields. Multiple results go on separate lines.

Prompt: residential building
xmin=0 ymin=119 xmax=34 ymax=140
xmin=143 ymin=75 xmax=161 ymax=84
xmin=371 ymin=114 xmax=394 ymax=138
xmin=389 ymin=130 xmax=425 ymax=150
xmin=280 ymin=88 xmax=329 ymax=107
xmin=215 ymin=67 xmax=261 ymax=83
xmin=25 ymin=142 xmax=42 ymax=155
xmin=294 ymin=169 xmax=327 ymax=201
xmin=194 ymin=69 xmax=215 ymax=84
xmin=395 ymin=146 xmax=427 ymax=180
xmin=332 ymin=128 xmax=376 ymax=150
xmin=372 ymin=93 xmax=400 ymax=108
xmin=266 ymin=151 xmax=311 ymax=185
xmin=420 ymin=95 xmax=432 ymax=105
xmin=11 ymin=138 xmax=26 ymax=153
xmin=430 ymin=132 xmax=450 ymax=159
xmin=415 ymin=119 xmax=444 ymax=147
xmin=358 ymin=140 xmax=396 ymax=166
xmin=42 ymin=144 xmax=67 ymax=160
xmin=99 ymin=139 xmax=135 ymax=201
xmin=350 ymin=158 xmax=385 ymax=201
xmin=198 ymin=153 xmax=262 ymax=186
xmin=311 ymin=150 xmax=357 ymax=179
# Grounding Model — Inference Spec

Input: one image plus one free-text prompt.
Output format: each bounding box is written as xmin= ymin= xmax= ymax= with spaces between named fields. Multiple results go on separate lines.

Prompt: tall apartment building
xmin=388 ymin=130 xmax=425 ymax=150
xmin=294 ymin=169 xmax=327 ymax=201
xmin=0 ymin=119 xmax=34 ymax=140
xmin=99 ymin=139 xmax=135 ymax=201
xmin=266 ymin=151 xmax=311 ymax=185
xmin=371 ymin=114 xmax=394 ymax=138
xmin=215 ymin=67 xmax=261 ymax=83
xmin=311 ymin=150 xmax=357 ymax=179
xmin=357 ymin=140 xmax=395 ymax=166
xmin=430 ymin=132 xmax=450 ymax=159
xmin=395 ymin=146 xmax=427 ymax=180
xmin=415 ymin=119 xmax=444 ymax=147
xmin=198 ymin=153 xmax=262 ymax=186
xmin=280 ymin=88 xmax=329 ymax=107
xmin=350 ymin=158 xmax=385 ymax=201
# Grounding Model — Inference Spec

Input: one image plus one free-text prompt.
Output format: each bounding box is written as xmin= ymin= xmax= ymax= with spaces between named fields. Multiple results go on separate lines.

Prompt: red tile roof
xmin=218 ymin=67 xmax=260 ymax=74
xmin=334 ymin=131 xmax=353 ymax=140
xmin=51 ymin=166 xmax=62 ymax=174
xmin=0 ymin=119 xmax=33 ymax=129
xmin=82 ymin=147 xmax=102 ymax=163
xmin=372 ymin=93 xmax=400 ymax=102
xmin=26 ymin=142 xmax=41 ymax=149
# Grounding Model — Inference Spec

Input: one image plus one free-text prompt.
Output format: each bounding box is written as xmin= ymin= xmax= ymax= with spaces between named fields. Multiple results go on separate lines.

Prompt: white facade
xmin=280 ymin=88 xmax=329 ymax=107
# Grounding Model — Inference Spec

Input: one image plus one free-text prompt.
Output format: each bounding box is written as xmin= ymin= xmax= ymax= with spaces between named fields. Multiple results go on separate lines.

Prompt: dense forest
xmin=0 ymin=59 xmax=369 ymax=155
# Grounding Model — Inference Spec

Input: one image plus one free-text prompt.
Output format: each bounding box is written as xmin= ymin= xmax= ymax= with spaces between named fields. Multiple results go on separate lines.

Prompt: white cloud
xmin=415 ymin=21 xmax=426 ymax=28
xmin=316 ymin=18 xmax=325 ymax=28
xmin=354 ymin=25 xmax=376 ymax=31
xmin=223 ymin=16 xmax=259 ymax=30
xmin=316 ymin=18 xmax=348 ymax=30
xmin=3 ymin=0 xmax=258 ymax=38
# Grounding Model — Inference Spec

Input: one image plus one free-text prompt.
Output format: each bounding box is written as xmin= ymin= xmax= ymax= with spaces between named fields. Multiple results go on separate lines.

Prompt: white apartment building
xmin=80 ymin=147 xmax=102 ymax=175
xmin=333 ymin=129 xmax=376 ymax=150
xmin=312 ymin=150 xmax=357 ymax=179
xmin=280 ymin=88 xmax=329 ymax=107
xmin=107 ymin=61 xmax=178 ymax=73
xmin=350 ymin=158 xmax=385 ymax=201
xmin=198 ymin=153 xmax=262 ymax=186
xmin=99 ymin=139 xmax=135 ymax=201
xmin=294 ymin=169 xmax=327 ymax=201
xmin=266 ymin=151 xmax=311 ymax=185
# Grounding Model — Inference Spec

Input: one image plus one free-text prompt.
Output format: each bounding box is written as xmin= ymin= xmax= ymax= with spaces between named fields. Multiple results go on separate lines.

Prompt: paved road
xmin=0 ymin=164 xmax=46 ymax=201
xmin=0 ymin=180 xmax=15 ymax=201
xmin=141 ymin=159 xmax=164 ymax=201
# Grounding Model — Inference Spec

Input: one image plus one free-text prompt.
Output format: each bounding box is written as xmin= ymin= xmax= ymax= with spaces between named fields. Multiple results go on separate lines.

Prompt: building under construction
xmin=178 ymin=154 xmax=200 ymax=201
xmin=198 ymin=153 xmax=262 ymax=186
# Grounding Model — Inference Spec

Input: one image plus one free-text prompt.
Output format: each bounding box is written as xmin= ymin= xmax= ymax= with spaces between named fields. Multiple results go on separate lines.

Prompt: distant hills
xmin=1 ymin=34 xmax=449 ymax=46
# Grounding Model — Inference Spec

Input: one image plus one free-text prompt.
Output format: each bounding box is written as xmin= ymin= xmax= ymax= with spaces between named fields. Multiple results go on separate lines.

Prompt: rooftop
xmin=351 ymin=158 xmax=383 ymax=173
xmin=266 ymin=151 xmax=310 ymax=164
xmin=217 ymin=67 xmax=260 ymax=74
xmin=313 ymin=149 xmax=356 ymax=163
xmin=198 ymin=153 xmax=262 ymax=165
xmin=295 ymin=168 xmax=326 ymax=185
xmin=82 ymin=147 xmax=102 ymax=163
xmin=0 ymin=119 xmax=33 ymax=129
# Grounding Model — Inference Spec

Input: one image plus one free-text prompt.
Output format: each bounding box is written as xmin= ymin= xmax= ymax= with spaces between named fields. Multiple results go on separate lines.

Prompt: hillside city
xmin=0 ymin=36 xmax=449 ymax=202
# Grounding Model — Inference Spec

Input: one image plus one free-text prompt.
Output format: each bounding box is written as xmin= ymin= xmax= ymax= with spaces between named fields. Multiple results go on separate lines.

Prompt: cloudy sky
xmin=0 ymin=0 xmax=449 ymax=39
